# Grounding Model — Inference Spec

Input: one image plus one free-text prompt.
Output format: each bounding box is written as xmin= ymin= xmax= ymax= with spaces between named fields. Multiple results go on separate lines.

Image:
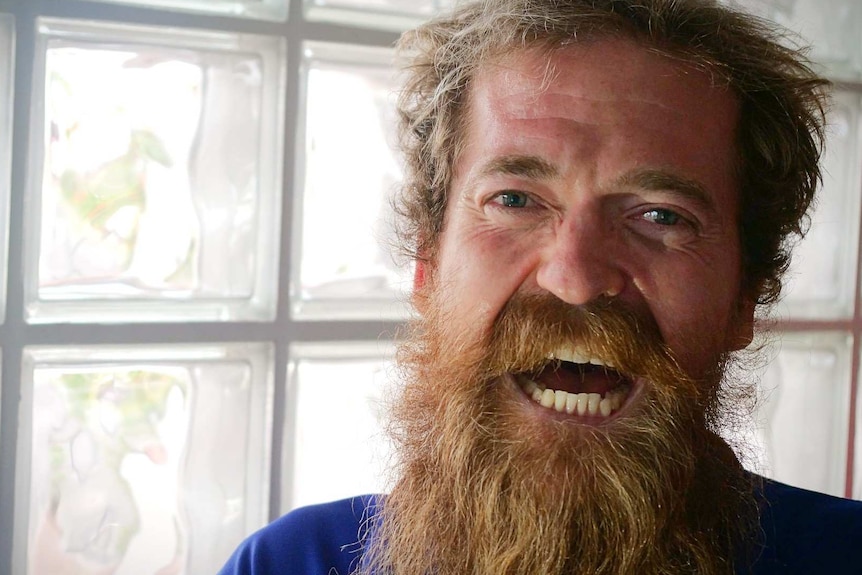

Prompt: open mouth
xmin=514 ymin=346 xmax=635 ymax=418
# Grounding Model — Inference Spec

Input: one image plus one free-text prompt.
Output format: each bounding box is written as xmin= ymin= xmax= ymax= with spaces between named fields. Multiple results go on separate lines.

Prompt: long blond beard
xmin=360 ymin=292 xmax=758 ymax=575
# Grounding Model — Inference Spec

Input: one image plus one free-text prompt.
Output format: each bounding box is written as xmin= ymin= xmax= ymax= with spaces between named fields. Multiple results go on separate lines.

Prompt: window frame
xmin=0 ymin=1 xmax=405 ymax=572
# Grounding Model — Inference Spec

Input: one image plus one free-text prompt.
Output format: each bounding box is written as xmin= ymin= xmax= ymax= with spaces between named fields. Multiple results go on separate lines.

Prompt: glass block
xmin=737 ymin=333 xmax=851 ymax=497
xmin=0 ymin=14 xmax=14 ymax=325
xmin=13 ymin=343 xmax=274 ymax=575
xmin=76 ymin=0 xmax=288 ymax=22
xmin=729 ymin=0 xmax=862 ymax=80
xmin=292 ymin=42 xmax=412 ymax=320
xmin=283 ymin=342 xmax=395 ymax=512
xmin=304 ymin=0 xmax=453 ymax=31
xmin=27 ymin=18 xmax=286 ymax=323
xmin=775 ymin=89 xmax=862 ymax=319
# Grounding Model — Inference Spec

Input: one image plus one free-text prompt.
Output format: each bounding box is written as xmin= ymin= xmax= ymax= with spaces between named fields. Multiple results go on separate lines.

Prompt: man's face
xmin=372 ymin=39 xmax=760 ymax=575
xmin=424 ymin=39 xmax=755 ymax=412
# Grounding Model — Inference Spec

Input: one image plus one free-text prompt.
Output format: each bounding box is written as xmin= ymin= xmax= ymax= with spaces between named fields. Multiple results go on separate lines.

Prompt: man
xmin=221 ymin=0 xmax=862 ymax=573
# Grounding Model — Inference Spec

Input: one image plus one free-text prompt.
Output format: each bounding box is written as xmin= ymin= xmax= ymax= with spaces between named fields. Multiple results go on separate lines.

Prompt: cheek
xmin=435 ymin=226 xmax=542 ymax=324
xmin=644 ymin=260 xmax=743 ymax=374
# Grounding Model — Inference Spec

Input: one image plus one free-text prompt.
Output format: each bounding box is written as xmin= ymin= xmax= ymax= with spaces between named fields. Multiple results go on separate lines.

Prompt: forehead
xmin=457 ymin=39 xmax=740 ymax=207
xmin=468 ymin=40 xmax=738 ymax=141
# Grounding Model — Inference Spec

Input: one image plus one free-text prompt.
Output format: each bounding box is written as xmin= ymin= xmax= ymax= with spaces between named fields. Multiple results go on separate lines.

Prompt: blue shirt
xmin=219 ymin=477 xmax=862 ymax=574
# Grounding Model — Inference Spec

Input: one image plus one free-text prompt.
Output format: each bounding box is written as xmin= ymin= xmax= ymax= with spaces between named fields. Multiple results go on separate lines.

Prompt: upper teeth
xmin=549 ymin=346 xmax=614 ymax=369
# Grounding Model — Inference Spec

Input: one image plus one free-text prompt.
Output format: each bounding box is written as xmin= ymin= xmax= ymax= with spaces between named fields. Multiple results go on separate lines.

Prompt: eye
xmin=493 ymin=191 xmax=531 ymax=208
xmin=642 ymin=208 xmax=681 ymax=226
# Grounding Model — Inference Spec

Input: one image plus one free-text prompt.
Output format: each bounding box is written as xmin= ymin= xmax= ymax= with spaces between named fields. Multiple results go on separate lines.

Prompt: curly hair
xmin=394 ymin=0 xmax=830 ymax=306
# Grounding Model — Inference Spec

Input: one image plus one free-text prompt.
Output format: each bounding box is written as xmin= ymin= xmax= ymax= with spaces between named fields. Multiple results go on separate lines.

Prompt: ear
xmin=411 ymin=257 xmax=434 ymax=315
xmin=413 ymin=259 xmax=427 ymax=292
xmin=728 ymin=295 xmax=757 ymax=351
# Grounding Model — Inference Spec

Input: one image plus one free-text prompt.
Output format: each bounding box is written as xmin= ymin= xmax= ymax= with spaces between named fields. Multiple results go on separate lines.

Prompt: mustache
xmin=481 ymin=293 xmax=694 ymax=393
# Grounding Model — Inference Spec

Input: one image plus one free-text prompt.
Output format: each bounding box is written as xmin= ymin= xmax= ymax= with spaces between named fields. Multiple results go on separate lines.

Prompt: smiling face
xmin=421 ymin=39 xmax=755 ymax=421
xmin=372 ymin=33 xmax=774 ymax=575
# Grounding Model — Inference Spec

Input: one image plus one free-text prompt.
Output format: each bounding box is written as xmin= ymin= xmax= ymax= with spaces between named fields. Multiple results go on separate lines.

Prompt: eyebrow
xmin=473 ymin=158 xmax=718 ymax=211
xmin=476 ymin=155 xmax=560 ymax=182
xmin=614 ymin=168 xmax=716 ymax=211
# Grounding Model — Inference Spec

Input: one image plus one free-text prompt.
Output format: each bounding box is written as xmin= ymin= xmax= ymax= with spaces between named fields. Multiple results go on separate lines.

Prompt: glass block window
xmin=730 ymin=0 xmax=862 ymax=501
xmin=76 ymin=0 xmax=290 ymax=22
xmin=305 ymin=0 xmax=453 ymax=31
xmin=750 ymin=334 xmax=853 ymax=496
xmin=291 ymin=41 xmax=411 ymax=320
xmin=730 ymin=0 xmax=862 ymax=80
xmin=14 ymin=344 xmax=273 ymax=574
xmin=775 ymin=89 xmax=862 ymax=320
xmin=27 ymin=18 xmax=286 ymax=323
xmin=283 ymin=342 xmax=394 ymax=511
xmin=0 ymin=0 xmax=429 ymax=572
xmin=0 ymin=14 xmax=14 ymax=325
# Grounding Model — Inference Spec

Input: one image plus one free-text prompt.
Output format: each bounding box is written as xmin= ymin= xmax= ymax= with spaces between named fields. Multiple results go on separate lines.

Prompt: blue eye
xmin=497 ymin=192 xmax=529 ymax=208
xmin=642 ymin=208 xmax=681 ymax=226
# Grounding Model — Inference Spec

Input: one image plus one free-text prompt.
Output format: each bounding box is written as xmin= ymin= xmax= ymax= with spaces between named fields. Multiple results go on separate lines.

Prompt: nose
xmin=535 ymin=212 xmax=626 ymax=306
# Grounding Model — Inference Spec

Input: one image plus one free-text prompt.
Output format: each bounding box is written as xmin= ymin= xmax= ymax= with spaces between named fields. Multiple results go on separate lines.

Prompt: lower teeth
xmin=518 ymin=376 xmax=629 ymax=417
